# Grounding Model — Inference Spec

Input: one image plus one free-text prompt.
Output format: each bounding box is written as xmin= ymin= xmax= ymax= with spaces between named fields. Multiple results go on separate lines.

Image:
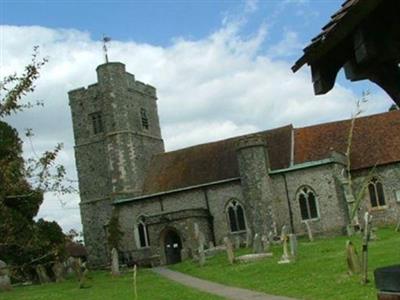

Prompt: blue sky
xmin=1 ymin=0 xmax=393 ymax=232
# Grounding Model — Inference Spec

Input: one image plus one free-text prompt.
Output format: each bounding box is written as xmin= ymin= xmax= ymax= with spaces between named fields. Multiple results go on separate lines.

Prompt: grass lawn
xmin=0 ymin=269 xmax=224 ymax=300
xmin=171 ymin=227 xmax=400 ymax=300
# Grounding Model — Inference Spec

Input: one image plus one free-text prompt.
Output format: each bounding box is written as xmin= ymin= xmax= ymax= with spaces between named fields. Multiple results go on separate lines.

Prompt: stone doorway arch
xmin=160 ymin=228 xmax=182 ymax=265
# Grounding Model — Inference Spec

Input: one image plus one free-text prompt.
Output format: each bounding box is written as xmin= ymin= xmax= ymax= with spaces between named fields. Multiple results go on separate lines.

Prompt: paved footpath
xmin=153 ymin=267 xmax=298 ymax=300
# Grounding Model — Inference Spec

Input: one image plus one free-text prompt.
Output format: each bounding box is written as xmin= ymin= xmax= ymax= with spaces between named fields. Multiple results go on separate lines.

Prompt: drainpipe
xmin=283 ymin=173 xmax=295 ymax=233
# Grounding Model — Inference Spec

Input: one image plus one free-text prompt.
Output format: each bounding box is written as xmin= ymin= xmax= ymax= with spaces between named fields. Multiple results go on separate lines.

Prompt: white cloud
xmin=1 ymin=19 xmax=391 ymax=232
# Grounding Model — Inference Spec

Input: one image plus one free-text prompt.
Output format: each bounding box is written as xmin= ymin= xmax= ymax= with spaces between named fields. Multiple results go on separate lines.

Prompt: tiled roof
xmin=292 ymin=0 xmax=383 ymax=72
xmin=141 ymin=125 xmax=293 ymax=194
xmin=141 ymin=110 xmax=400 ymax=196
xmin=294 ymin=110 xmax=400 ymax=170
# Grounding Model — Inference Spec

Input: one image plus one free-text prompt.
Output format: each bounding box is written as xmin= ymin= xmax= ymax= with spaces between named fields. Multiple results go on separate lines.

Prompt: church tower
xmin=69 ymin=62 xmax=164 ymax=266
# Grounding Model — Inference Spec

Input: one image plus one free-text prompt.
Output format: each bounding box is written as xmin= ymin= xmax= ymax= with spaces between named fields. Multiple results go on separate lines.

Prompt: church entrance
xmin=163 ymin=229 xmax=182 ymax=265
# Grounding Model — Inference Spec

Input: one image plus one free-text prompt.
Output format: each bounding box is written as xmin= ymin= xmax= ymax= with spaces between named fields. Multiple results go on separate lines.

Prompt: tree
xmin=0 ymin=47 xmax=72 ymax=281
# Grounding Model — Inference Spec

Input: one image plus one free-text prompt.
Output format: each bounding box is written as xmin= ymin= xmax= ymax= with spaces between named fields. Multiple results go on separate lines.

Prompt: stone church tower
xmin=69 ymin=62 xmax=164 ymax=266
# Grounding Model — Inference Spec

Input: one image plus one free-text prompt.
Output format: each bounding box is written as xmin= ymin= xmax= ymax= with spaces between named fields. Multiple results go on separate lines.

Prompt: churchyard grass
xmin=171 ymin=227 xmax=400 ymax=300
xmin=1 ymin=269 xmax=223 ymax=300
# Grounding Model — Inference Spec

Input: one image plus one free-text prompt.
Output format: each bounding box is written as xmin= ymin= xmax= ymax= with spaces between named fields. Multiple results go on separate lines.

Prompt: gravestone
xmin=261 ymin=234 xmax=270 ymax=253
xmin=35 ymin=264 xmax=51 ymax=284
xmin=272 ymin=221 xmax=278 ymax=237
xmin=289 ymin=234 xmax=298 ymax=258
xmin=234 ymin=236 xmax=241 ymax=249
xmin=304 ymin=220 xmax=314 ymax=242
xmin=198 ymin=243 xmax=206 ymax=267
xmin=346 ymin=240 xmax=361 ymax=275
xmin=0 ymin=260 xmax=12 ymax=291
xmin=209 ymin=241 xmax=215 ymax=249
xmin=245 ymin=228 xmax=253 ymax=247
xmin=253 ymin=233 xmax=263 ymax=254
xmin=52 ymin=261 xmax=65 ymax=282
xmin=362 ymin=212 xmax=373 ymax=284
xmin=111 ymin=248 xmax=120 ymax=276
xmin=70 ymin=257 xmax=82 ymax=280
xmin=278 ymin=225 xmax=291 ymax=264
xmin=181 ymin=248 xmax=189 ymax=261
xmin=79 ymin=262 xmax=90 ymax=289
xmin=223 ymin=237 xmax=235 ymax=264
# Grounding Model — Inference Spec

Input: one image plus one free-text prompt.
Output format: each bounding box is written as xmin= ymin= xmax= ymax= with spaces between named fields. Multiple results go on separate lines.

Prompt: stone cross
xmin=223 ymin=237 xmax=235 ymax=264
xmin=0 ymin=260 xmax=12 ymax=291
xmin=253 ymin=233 xmax=263 ymax=254
xmin=304 ymin=220 xmax=314 ymax=242
xmin=278 ymin=225 xmax=291 ymax=264
xmin=111 ymin=247 xmax=120 ymax=276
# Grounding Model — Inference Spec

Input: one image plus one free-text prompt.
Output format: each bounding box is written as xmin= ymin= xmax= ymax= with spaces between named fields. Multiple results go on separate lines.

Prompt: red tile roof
xmin=294 ymin=110 xmax=400 ymax=170
xmin=141 ymin=110 xmax=400 ymax=195
xmin=142 ymin=125 xmax=293 ymax=194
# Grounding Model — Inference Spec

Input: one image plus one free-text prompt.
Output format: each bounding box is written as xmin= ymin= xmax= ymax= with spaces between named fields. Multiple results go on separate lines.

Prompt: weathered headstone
xmin=223 ymin=237 xmax=235 ymax=264
xmin=52 ymin=261 xmax=65 ymax=282
xmin=208 ymin=241 xmax=215 ymax=249
xmin=346 ymin=240 xmax=361 ymax=275
xmin=0 ymin=260 xmax=12 ymax=291
xmin=245 ymin=228 xmax=253 ymax=248
xmin=181 ymin=248 xmax=189 ymax=261
xmin=272 ymin=221 xmax=278 ymax=237
xmin=268 ymin=231 xmax=275 ymax=244
xmin=253 ymin=233 xmax=263 ymax=254
xmin=304 ymin=220 xmax=314 ymax=242
xmin=35 ymin=264 xmax=51 ymax=284
xmin=234 ymin=236 xmax=241 ymax=249
xmin=79 ymin=262 xmax=90 ymax=289
xmin=198 ymin=243 xmax=206 ymax=267
xmin=111 ymin=247 xmax=120 ymax=276
xmin=288 ymin=234 xmax=298 ymax=258
xmin=70 ymin=257 xmax=82 ymax=280
xmin=278 ymin=225 xmax=291 ymax=264
xmin=261 ymin=234 xmax=270 ymax=253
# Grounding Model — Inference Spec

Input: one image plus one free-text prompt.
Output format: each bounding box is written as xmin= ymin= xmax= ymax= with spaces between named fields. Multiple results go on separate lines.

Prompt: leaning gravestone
xmin=52 ymin=261 xmax=65 ymax=282
xmin=36 ymin=264 xmax=51 ymax=284
xmin=253 ymin=233 xmax=263 ymax=254
xmin=111 ymin=248 xmax=120 ymax=276
xmin=223 ymin=237 xmax=235 ymax=264
xmin=0 ymin=260 xmax=12 ymax=291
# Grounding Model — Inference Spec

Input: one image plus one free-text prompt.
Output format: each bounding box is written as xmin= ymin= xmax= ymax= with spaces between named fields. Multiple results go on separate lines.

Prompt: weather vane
xmin=102 ymin=34 xmax=111 ymax=63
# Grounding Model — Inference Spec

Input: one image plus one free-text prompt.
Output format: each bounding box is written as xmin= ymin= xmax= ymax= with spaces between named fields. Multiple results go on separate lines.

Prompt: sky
xmin=0 ymin=0 xmax=394 ymax=233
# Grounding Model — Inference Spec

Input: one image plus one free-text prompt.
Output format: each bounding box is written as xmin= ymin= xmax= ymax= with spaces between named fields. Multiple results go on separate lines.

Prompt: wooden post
xmin=362 ymin=212 xmax=372 ymax=284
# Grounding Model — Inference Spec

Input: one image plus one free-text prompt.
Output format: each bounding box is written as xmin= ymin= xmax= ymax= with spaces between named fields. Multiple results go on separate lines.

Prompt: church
xmin=69 ymin=62 xmax=400 ymax=267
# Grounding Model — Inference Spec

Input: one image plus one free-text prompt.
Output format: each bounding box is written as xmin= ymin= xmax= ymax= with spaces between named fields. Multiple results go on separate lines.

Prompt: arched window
xmin=297 ymin=186 xmax=319 ymax=221
xmin=226 ymin=200 xmax=246 ymax=232
xmin=368 ymin=178 xmax=386 ymax=208
xmin=137 ymin=217 xmax=150 ymax=248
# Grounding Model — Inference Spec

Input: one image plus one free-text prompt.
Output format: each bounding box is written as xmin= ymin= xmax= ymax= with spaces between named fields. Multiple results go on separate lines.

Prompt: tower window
xmin=90 ymin=112 xmax=104 ymax=134
xmin=140 ymin=108 xmax=149 ymax=130
xmin=226 ymin=200 xmax=246 ymax=232
xmin=368 ymin=178 xmax=386 ymax=208
xmin=297 ymin=186 xmax=319 ymax=221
